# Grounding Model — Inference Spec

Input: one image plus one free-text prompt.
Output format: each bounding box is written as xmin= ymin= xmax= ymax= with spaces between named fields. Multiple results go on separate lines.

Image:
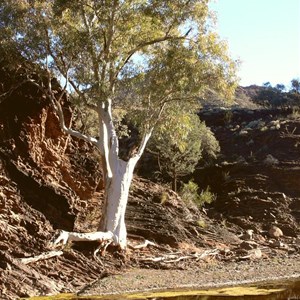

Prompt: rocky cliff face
xmin=0 ymin=58 xmax=105 ymax=298
xmin=198 ymin=108 xmax=300 ymax=237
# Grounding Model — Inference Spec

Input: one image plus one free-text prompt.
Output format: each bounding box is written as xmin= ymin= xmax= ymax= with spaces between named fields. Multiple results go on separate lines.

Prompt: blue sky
xmin=210 ymin=0 xmax=300 ymax=88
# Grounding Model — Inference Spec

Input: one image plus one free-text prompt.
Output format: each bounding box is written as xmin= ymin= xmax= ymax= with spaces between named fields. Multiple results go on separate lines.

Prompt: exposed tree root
xmin=52 ymin=230 xmax=158 ymax=252
xmin=93 ymin=240 xmax=113 ymax=266
xmin=18 ymin=229 xmax=115 ymax=265
xmin=52 ymin=230 xmax=114 ymax=245
xmin=128 ymin=239 xmax=157 ymax=250
xmin=19 ymin=230 xmax=218 ymax=268
xmin=19 ymin=250 xmax=63 ymax=264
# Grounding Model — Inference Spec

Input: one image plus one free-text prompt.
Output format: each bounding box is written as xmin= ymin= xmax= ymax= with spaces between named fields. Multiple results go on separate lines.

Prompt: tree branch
xmin=131 ymin=128 xmax=153 ymax=163
xmin=44 ymin=27 xmax=97 ymax=111
xmin=67 ymin=77 xmax=98 ymax=112
xmin=27 ymin=73 xmax=99 ymax=148
xmin=130 ymin=100 xmax=167 ymax=163
xmin=80 ymin=4 xmax=101 ymax=84
xmin=52 ymin=99 xmax=99 ymax=146
xmin=98 ymin=99 xmax=119 ymax=161
xmin=115 ymin=30 xmax=192 ymax=79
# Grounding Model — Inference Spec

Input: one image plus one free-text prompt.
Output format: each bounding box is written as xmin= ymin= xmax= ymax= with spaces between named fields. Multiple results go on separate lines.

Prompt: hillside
xmin=198 ymin=107 xmax=300 ymax=236
xmin=0 ymin=58 xmax=300 ymax=299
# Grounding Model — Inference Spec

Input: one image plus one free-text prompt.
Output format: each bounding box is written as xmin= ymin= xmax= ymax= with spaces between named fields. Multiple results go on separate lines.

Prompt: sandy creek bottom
xmin=25 ymin=279 xmax=300 ymax=300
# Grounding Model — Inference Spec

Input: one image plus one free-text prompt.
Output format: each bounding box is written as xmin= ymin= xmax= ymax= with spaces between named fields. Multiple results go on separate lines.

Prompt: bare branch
xmin=139 ymin=249 xmax=219 ymax=264
xmin=146 ymin=99 xmax=167 ymax=128
xmin=156 ymin=101 xmax=167 ymax=121
xmin=51 ymin=99 xmax=99 ymax=146
xmin=25 ymin=73 xmax=99 ymax=148
xmin=128 ymin=239 xmax=156 ymax=250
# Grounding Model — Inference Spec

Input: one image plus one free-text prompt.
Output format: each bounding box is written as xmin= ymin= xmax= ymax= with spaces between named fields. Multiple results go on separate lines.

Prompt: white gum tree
xmin=0 ymin=0 xmax=237 ymax=249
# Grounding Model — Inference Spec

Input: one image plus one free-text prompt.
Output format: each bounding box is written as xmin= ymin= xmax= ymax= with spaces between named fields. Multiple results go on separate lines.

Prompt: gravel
xmin=78 ymin=255 xmax=300 ymax=296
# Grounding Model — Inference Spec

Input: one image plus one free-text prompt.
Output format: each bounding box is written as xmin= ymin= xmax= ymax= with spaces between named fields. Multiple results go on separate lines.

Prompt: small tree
xmin=255 ymin=85 xmax=288 ymax=108
xmin=0 ymin=0 xmax=237 ymax=249
xmin=275 ymin=84 xmax=285 ymax=92
xmin=291 ymin=79 xmax=300 ymax=94
xmin=263 ymin=82 xmax=272 ymax=88
xmin=150 ymin=109 xmax=219 ymax=191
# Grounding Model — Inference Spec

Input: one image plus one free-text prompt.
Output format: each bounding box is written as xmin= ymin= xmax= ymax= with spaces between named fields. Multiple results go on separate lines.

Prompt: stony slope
xmin=198 ymin=108 xmax=300 ymax=237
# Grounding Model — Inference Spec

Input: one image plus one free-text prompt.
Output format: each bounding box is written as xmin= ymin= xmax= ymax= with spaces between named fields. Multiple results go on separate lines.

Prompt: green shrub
xmin=198 ymin=186 xmax=216 ymax=206
xmin=197 ymin=218 xmax=207 ymax=228
xmin=223 ymin=110 xmax=233 ymax=124
xmin=160 ymin=192 xmax=169 ymax=205
xmin=180 ymin=180 xmax=216 ymax=208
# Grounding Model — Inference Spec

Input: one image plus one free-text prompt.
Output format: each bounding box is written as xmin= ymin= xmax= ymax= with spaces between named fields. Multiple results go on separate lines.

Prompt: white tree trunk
xmin=52 ymin=156 xmax=141 ymax=250
xmin=51 ymin=97 xmax=154 ymax=250
xmin=101 ymin=158 xmax=137 ymax=249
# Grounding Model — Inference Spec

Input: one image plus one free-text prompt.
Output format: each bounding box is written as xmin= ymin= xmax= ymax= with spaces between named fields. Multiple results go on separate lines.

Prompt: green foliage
xmin=263 ymin=82 xmax=272 ymax=88
xmin=222 ymin=170 xmax=231 ymax=182
xmin=198 ymin=121 xmax=220 ymax=161
xmin=0 ymin=0 xmax=238 ymax=141
xmin=223 ymin=110 xmax=233 ymax=124
xmin=290 ymin=107 xmax=300 ymax=119
xmin=159 ymin=192 xmax=169 ymax=205
xmin=197 ymin=185 xmax=216 ymax=206
xmin=149 ymin=108 xmax=219 ymax=191
xmin=180 ymin=180 xmax=216 ymax=208
xmin=180 ymin=180 xmax=199 ymax=204
xmin=275 ymin=83 xmax=285 ymax=92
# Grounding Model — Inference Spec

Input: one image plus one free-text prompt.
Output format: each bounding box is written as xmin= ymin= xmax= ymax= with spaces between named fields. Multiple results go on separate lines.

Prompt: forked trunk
xmin=51 ymin=98 xmax=153 ymax=250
